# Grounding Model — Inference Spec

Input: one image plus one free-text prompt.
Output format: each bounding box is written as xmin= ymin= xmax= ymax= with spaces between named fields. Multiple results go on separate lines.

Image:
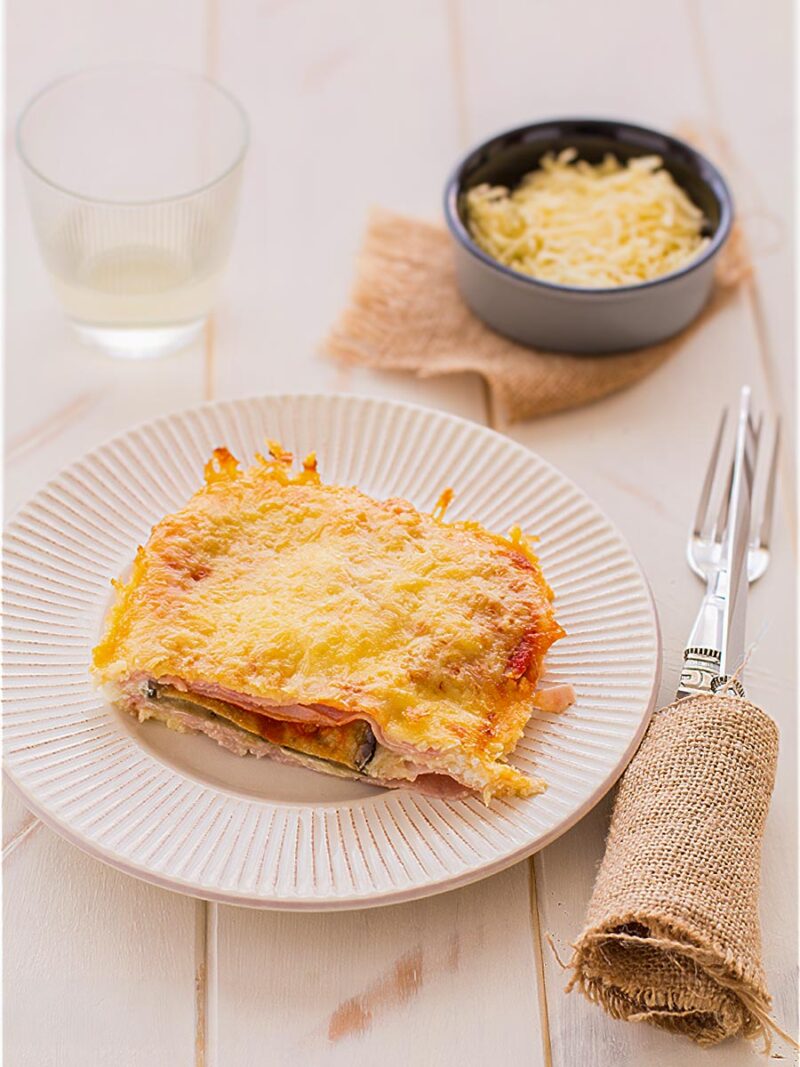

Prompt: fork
xmin=677 ymin=388 xmax=780 ymax=699
xmin=688 ymin=407 xmax=781 ymax=584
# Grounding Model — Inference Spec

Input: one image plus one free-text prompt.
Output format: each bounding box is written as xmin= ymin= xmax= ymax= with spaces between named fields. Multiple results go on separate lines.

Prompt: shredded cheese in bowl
xmin=463 ymin=149 xmax=710 ymax=288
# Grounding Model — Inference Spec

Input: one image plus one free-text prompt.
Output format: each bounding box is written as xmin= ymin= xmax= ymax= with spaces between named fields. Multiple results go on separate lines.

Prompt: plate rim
xmin=3 ymin=391 xmax=662 ymax=910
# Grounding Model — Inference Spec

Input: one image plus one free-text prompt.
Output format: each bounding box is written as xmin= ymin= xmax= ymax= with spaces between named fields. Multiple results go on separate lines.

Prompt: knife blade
xmin=716 ymin=386 xmax=756 ymax=688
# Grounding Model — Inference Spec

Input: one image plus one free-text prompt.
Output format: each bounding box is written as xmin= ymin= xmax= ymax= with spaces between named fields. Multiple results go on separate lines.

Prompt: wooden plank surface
xmin=210 ymin=0 xmax=486 ymax=420
xmin=215 ymin=867 xmax=542 ymax=1067
xmin=695 ymin=0 xmax=796 ymax=451
xmin=207 ymin=3 xmax=542 ymax=1064
xmin=4 ymin=0 xmax=209 ymax=502
xmin=3 ymin=826 xmax=198 ymax=1067
xmin=4 ymin=3 xmax=207 ymax=1064
xmin=456 ymin=1 xmax=797 ymax=1061
xmin=4 ymin=1 xmax=796 ymax=1064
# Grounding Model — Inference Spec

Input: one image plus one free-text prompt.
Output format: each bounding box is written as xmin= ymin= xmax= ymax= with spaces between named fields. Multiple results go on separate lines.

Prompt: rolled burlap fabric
xmin=567 ymin=693 xmax=780 ymax=1048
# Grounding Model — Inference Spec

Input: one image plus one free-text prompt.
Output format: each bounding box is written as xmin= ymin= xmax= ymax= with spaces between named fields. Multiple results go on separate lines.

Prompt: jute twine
xmin=323 ymin=209 xmax=751 ymax=423
xmin=567 ymin=693 xmax=785 ymax=1049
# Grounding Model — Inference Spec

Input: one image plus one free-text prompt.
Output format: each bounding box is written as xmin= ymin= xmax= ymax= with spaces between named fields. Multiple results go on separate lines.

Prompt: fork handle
xmin=678 ymin=647 xmax=746 ymax=697
xmin=677 ymin=575 xmax=745 ymax=698
xmin=677 ymin=646 xmax=722 ymax=698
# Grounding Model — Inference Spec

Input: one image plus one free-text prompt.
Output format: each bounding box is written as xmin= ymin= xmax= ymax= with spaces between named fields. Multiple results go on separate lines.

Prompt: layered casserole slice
xmin=92 ymin=444 xmax=568 ymax=801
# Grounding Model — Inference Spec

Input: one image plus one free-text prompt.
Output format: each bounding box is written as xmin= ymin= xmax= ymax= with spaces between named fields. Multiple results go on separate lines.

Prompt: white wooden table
xmin=5 ymin=2 xmax=796 ymax=1064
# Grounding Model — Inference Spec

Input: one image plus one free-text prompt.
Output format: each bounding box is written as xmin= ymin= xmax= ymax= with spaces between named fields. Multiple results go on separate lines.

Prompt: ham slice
xmin=157 ymin=676 xmax=350 ymax=724
xmin=147 ymin=676 xmax=428 ymax=757
xmin=133 ymin=698 xmax=468 ymax=798
xmin=532 ymin=683 xmax=576 ymax=713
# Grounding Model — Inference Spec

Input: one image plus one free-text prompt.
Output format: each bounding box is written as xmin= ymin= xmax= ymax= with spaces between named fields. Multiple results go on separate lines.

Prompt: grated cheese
xmin=463 ymin=148 xmax=710 ymax=288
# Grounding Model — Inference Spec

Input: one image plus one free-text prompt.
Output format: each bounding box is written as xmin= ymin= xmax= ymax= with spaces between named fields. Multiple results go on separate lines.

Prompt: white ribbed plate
xmin=4 ymin=394 xmax=660 ymax=909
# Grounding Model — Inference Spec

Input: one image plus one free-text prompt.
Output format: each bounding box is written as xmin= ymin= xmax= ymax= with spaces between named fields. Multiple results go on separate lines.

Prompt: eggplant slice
xmin=144 ymin=682 xmax=378 ymax=774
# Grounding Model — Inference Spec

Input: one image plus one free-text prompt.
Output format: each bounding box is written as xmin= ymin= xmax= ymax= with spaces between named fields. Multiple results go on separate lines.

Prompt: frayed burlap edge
xmin=567 ymin=917 xmax=775 ymax=1049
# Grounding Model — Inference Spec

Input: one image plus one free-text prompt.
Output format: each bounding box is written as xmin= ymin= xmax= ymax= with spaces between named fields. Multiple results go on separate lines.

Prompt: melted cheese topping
xmin=93 ymin=444 xmax=565 ymax=798
xmin=464 ymin=149 xmax=709 ymax=288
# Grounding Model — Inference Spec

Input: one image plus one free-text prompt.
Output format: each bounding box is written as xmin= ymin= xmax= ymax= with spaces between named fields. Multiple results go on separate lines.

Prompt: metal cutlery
xmin=677 ymin=386 xmax=780 ymax=699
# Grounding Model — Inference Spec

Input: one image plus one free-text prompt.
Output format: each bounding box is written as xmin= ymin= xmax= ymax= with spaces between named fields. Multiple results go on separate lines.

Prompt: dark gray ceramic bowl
xmin=443 ymin=118 xmax=734 ymax=354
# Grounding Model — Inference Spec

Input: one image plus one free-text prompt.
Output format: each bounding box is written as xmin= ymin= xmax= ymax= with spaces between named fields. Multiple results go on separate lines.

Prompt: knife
xmin=677 ymin=387 xmax=756 ymax=699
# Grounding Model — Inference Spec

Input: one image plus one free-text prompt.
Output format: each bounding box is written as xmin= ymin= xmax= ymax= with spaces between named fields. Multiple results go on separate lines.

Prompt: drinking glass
xmin=17 ymin=65 xmax=249 ymax=359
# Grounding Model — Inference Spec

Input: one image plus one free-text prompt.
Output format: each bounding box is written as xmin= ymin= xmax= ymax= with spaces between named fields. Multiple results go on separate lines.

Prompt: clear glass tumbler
xmin=17 ymin=65 xmax=249 ymax=359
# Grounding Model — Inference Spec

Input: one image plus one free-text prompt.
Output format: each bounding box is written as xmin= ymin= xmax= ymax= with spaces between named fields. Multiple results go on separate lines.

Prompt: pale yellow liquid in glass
xmin=50 ymin=245 xmax=219 ymax=328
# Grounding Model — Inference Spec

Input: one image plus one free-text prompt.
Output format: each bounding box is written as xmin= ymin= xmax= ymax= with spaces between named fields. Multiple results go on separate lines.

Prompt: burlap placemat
xmin=567 ymin=693 xmax=784 ymax=1049
xmin=323 ymin=209 xmax=750 ymax=423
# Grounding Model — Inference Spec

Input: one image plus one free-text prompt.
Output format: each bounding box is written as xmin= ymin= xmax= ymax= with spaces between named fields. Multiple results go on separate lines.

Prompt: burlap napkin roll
xmin=567 ymin=692 xmax=781 ymax=1048
xmin=323 ymin=209 xmax=750 ymax=423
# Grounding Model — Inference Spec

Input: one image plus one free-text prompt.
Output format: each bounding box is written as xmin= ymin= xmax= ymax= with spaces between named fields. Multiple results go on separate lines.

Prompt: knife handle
xmin=677 ymin=646 xmax=722 ymax=698
xmin=677 ymin=646 xmax=746 ymax=699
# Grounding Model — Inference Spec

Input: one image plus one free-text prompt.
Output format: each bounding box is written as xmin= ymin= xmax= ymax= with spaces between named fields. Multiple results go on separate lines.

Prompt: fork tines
xmin=693 ymin=394 xmax=780 ymax=553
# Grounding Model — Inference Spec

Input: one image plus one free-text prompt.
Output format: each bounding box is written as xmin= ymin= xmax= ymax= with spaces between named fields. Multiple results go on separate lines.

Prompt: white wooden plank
xmin=5 ymin=0 xmax=211 ymax=512
xmin=208 ymin=4 xmax=543 ymax=1065
xmin=694 ymin=0 xmax=795 ymax=442
xmin=215 ymin=865 xmax=543 ymax=1067
xmin=3 ymin=343 xmax=209 ymax=513
xmin=3 ymin=823 xmax=198 ymax=1067
xmin=459 ymin=0 xmax=705 ymax=142
xmin=457 ymin=0 xmax=797 ymax=1062
xmin=5 ymin=4 xmax=209 ymax=1064
xmin=210 ymin=0 xmax=486 ymax=422
xmin=2 ymin=782 xmax=40 ymax=851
